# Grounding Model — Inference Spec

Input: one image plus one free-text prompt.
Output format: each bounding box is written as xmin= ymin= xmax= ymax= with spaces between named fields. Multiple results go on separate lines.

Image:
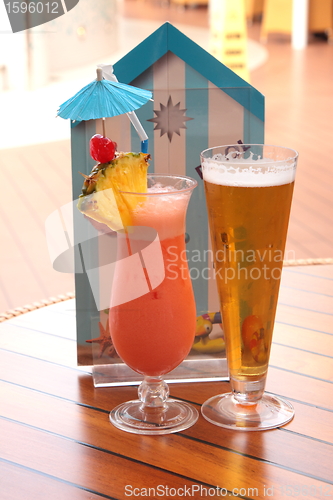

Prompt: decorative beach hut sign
xmin=70 ymin=22 xmax=264 ymax=386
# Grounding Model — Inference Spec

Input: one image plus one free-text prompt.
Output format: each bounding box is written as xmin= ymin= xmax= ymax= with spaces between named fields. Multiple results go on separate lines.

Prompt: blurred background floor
xmin=0 ymin=0 xmax=332 ymax=312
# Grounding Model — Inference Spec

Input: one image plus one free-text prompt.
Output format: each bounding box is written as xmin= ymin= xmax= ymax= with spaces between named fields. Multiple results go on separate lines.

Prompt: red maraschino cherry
xmin=90 ymin=134 xmax=117 ymax=164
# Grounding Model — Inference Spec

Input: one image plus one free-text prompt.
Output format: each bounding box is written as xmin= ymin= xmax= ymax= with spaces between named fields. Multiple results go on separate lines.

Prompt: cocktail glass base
xmin=110 ymin=399 xmax=198 ymax=435
xmin=201 ymin=392 xmax=294 ymax=431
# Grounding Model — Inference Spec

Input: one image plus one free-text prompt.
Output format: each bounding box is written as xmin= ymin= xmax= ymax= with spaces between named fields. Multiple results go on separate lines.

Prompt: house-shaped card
xmin=71 ymin=22 xmax=265 ymax=386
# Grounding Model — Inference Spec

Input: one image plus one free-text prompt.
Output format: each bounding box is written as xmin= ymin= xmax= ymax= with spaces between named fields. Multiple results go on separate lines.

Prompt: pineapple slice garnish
xmin=77 ymin=152 xmax=150 ymax=230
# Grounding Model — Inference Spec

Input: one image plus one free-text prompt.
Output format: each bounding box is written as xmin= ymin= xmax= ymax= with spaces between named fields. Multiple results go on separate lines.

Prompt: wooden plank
xmin=0 ymin=419 xmax=205 ymax=500
xmin=275 ymin=304 xmax=333 ymax=334
xmin=0 ymin=286 xmax=11 ymax=314
xmin=289 ymin=265 xmax=333 ymax=280
xmin=1 ymin=284 xmax=332 ymax=405
xmin=0 ymin=207 xmax=49 ymax=309
xmin=15 ymin=148 xmax=72 ymax=212
xmin=1 ymin=340 xmax=333 ymax=453
xmin=171 ymin=366 xmax=333 ymax=412
xmin=285 ymin=232 xmax=320 ymax=260
xmin=183 ymin=414 xmax=333 ymax=484
xmin=1 ymin=348 xmax=332 ymax=497
xmin=270 ymin=343 xmax=333 ymax=382
xmin=283 ymin=400 xmax=333 ymax=444
xmin=293 ymin=189 xmax=333 ymax=231
xmin=273 ymin=322 xmax=333 ymax=357
xmin=169 ymin=381 xmax=333 ymax=444
xmin=288 ymin=216 xmax=333 ymax=258
xmin=288 ymin=204 xmax=333 ymax=251
xmin=266 ymin=367 xmax=333 ymax=411
xmin=0 ymin=384 xmax=331 ymax=497
xmin=0 ymin=349 xmax=92 ymax=399
xmin=0 ymin=141 xmax=74 ymax=312
xmin=2 ymin=317 xmax=333 ymax=402
xmin=278 ymin=286 xmax=333 ymax=314
xmin=0 ymin=461 xmax=106 ymax=500
xmin=3 ymin=376 xmax=333 ymax=469
xmin=8 ymin=301 xmax=77 ymax=340
xmin=281 ymin=268 xmax=333 ymax=296
xmin=285 ymin=220 xmax=333 ymax=260
xmin=0 ymin=322 xmax=77 ymax=366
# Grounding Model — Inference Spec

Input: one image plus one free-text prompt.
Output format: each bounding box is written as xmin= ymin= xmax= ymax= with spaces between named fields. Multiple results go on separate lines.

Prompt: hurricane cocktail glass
xmin=109 ymin=174 xmax=198 ymax=434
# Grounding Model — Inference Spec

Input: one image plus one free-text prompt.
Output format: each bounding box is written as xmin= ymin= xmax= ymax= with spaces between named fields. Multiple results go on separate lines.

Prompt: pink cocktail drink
xmin=109 ymin=189 xmax=196 ymax=376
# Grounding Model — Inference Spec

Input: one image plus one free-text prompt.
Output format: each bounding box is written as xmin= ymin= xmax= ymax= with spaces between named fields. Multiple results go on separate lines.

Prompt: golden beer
xmin=204 ymin=179 xmax=294 ymax=381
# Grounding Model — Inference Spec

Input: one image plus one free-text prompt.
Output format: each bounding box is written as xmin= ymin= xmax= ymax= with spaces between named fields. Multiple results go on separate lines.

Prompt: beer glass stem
xmin=231 ymin=377 xmax=266 ymax=405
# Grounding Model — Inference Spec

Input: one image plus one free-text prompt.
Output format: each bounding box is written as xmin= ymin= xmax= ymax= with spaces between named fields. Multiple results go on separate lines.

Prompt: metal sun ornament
xmin=148 ymin=96 xmax=193 ymax=142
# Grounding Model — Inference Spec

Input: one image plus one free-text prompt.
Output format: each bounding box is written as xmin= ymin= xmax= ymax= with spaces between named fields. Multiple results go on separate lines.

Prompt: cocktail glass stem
xmin=138 ymin=376 xmax=169 ymax=410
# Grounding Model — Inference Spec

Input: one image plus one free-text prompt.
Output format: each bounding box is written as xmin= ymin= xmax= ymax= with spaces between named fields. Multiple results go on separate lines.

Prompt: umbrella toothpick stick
xmin=96 ymin=69 xmax=107 ymax=138
xmin=98 ymin=64 xmax=150 ymax=153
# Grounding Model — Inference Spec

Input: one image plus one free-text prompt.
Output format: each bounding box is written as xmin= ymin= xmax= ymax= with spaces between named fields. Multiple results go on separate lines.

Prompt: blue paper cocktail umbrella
xmin=57 ymin=67 xmax=152 ymax=152
xmin=57 ymin=69 xmax=152 ymax=121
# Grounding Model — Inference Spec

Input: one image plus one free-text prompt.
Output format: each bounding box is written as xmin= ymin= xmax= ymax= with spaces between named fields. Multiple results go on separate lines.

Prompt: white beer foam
xmin=202 ymin=157 xmax=296 ymax=187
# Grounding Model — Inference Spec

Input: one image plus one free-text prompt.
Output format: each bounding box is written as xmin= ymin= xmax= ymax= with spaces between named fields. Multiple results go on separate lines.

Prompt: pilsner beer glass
xmin=200 ymin=145 xmax=298 ymax=431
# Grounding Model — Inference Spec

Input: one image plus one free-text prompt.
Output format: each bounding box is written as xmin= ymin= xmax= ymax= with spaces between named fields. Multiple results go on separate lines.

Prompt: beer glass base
xmin=201 ymin=392 xmax=294 ymax=431
xmin=110 ymin=399 xmax=198 ymax=435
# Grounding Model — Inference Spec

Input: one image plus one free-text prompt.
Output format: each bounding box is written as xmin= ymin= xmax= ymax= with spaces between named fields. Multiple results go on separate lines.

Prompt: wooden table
xmin=1 ymin=264 xmax=332 ymax=500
